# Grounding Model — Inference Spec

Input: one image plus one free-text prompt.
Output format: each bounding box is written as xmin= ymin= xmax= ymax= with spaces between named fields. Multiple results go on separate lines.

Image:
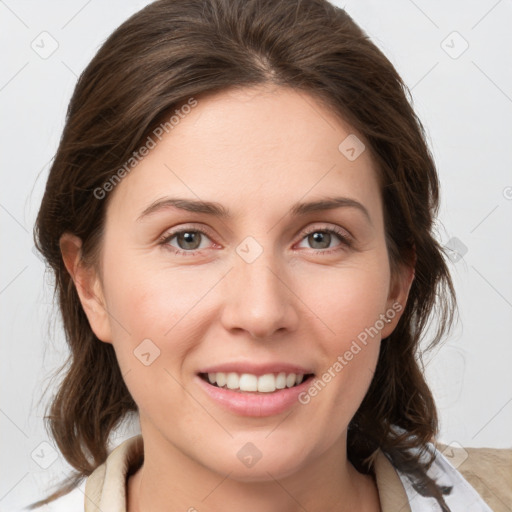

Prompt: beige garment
xmin=435 ymin=442 xmax=512 ymax=512
xmin=84 ymin=435 xmax=510 ymax=511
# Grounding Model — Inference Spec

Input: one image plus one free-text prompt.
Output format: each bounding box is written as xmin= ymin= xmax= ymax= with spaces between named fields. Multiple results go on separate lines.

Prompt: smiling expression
xmin=72 ymin=84 xmax=411 ymax=481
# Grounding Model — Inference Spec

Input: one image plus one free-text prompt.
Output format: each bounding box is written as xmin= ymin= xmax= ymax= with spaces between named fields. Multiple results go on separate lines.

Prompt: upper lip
xmin=198 ymin=362 xmax=315 ymax=376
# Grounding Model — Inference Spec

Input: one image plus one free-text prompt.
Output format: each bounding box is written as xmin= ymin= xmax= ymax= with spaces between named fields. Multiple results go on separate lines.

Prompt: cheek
xmin=296 ymin=257 xmax=390 ymax=343
xmin=102 ymin=251 xmax=214 ymax=338
xmin=98 ymin=253 xmax=194 ymax=379
xmin=293 ymin=257 xmax=389 ymax=411
xmin=101 ymin=264 xmax=201 ymax=418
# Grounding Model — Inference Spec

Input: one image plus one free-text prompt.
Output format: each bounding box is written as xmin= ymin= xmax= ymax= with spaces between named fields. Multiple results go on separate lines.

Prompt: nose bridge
xmin=221 ymin=235 xmax=297 ymax=338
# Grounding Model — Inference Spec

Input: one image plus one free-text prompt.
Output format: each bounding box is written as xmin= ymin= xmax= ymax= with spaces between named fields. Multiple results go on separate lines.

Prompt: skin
xmin=61 ymin=84 xmax=414 ymax=512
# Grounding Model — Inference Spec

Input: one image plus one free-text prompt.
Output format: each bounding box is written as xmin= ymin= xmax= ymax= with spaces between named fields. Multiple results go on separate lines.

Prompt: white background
xmin=1 ymin=0 xmax=511 ymax=510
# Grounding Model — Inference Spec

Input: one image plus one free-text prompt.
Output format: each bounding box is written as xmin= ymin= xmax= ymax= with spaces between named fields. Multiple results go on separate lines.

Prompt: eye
xmin=159 ymin=227 xmax=214 ymax=256
xmin=159 ymin=224 xmax=353 ymax=257
xmin=295 ymin=226 xmax=353 ymax=255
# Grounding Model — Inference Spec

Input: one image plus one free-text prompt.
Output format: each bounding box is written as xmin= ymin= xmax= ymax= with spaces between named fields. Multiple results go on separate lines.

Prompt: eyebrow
xmin=136 ymin=196 xmax=372 ymax=224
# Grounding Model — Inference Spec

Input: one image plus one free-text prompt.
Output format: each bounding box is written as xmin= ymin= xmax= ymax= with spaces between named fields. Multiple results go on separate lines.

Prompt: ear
xmin=59 ymin=232 xmax=112 ymax=343
xmin=380 ymin=246 xmax=416 ymax=340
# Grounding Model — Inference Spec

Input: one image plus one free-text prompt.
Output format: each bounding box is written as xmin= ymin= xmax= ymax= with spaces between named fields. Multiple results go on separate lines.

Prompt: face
xmin=67 ymin=85 xmax=412 ymax=481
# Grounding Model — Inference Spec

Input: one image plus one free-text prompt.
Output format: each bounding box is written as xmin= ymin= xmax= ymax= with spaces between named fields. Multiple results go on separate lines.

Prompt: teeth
xmin=257 ymin=374 xmax=275 ymax=392
xmin=206 ymin=372 xmax=306 ymax=392
xmin=275 ymin=372 xmax=287 ymax=389
xmin=239 ymin=373 xmax=258 ymax=391
xmin=215 ymin=372 xmax=226 ymax=387
xmin=226 ymin=372 xmax=239 ymax=390
xmin=286 ymin=373 xmax=296 ymax=388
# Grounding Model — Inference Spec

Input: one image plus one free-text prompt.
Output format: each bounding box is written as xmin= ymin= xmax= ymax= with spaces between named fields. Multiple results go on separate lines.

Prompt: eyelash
xmin=159 ymin=225 xmax=353 ymax=257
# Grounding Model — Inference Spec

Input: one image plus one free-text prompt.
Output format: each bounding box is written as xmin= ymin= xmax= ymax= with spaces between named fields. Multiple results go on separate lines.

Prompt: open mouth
xmin=198 ymin=372 xmax=315 ymax=393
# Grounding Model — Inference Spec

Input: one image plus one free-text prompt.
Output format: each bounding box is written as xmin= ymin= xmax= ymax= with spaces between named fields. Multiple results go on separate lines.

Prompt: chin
xmin=204 ymin=442 xmax=310 ymax=482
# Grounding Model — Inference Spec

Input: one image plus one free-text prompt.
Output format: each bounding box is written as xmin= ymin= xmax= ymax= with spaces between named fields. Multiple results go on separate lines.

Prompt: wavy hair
xmin=31 ymin=0 xmax=457 ymax=508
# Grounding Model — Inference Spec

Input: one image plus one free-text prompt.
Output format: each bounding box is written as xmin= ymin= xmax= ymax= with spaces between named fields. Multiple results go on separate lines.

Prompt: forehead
xmin=106 ymin=85 xmax=382 ymax=224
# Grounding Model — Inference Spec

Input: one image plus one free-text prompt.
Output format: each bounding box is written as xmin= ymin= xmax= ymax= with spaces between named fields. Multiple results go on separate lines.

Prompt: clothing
xmin=82 ymin=435 xmax=509 ymax=511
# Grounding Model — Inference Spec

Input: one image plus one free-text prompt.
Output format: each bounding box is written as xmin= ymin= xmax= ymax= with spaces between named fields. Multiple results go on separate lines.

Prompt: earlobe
xmin=59 ymin=233 xmax=112 ymax=343
xmin=381 ymin=256 xmax=416 ymax=340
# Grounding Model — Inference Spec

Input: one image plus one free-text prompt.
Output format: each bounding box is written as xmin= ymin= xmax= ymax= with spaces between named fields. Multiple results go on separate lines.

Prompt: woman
xmin=30 ymin=0 xmax=510 ymax=510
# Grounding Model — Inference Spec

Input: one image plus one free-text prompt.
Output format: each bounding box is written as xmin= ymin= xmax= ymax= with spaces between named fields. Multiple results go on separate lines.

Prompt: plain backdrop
xmin=1 ymin=0 xmax=511 ymax=510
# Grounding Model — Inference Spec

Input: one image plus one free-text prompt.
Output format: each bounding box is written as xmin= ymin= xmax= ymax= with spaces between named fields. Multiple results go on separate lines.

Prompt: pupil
xmin=179 ymin=232 xmax=200 ymax=250
xmin=310 ymin=232 xmax=330 ymax=249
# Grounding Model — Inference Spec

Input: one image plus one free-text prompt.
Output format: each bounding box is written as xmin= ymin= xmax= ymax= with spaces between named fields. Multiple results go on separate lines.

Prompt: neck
xmin=127 ymin=424 xmax=381 ymax=512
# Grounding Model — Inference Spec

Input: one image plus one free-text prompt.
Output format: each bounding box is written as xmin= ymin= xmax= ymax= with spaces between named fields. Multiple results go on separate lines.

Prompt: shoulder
xmin=434 ymin=442 xmax=512 ymax=512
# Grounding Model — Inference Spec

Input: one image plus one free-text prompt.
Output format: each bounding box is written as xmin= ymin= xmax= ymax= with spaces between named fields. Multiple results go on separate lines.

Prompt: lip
xmin=197 ymin=362 xmax=314 ymax=376
xmin=195 ymin=373 xmax=315 ymax=417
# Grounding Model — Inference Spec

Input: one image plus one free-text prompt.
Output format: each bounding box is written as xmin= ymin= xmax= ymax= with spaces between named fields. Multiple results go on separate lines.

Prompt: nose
xmin=220 ymin=245 xmax=299 ymax=340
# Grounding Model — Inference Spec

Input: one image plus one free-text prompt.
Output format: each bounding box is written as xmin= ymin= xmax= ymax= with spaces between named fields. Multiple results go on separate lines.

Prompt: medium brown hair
xmin=31 ymin=0 xmax=457 ymax=508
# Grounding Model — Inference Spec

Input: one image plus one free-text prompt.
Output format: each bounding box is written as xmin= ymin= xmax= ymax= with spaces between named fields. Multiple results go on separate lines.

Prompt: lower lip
xmin=195 ymin=374 xmax=315 ymax=417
